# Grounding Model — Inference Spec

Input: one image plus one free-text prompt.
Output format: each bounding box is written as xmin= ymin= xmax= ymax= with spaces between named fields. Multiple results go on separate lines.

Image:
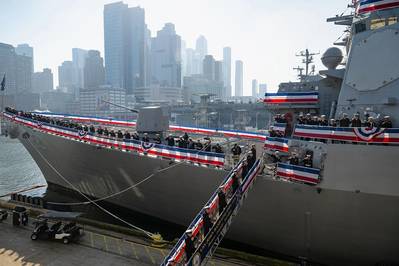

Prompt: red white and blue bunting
xmin=293 ymin=125 xmax=399 ymax=143
xmin=277 ymin=163 xmax=320 ymax=185
xmin=357 ymin=0 xmax=399 ymax=14
xmin=264 ymin=137 xmax=289 ymax=153
xmin=5 ymin=113 xmax=225 ymax=167
xmin=264 ymin=92 xmax=318 ymax=104
xmin=162 ymin=158 xmax=261 ymax=266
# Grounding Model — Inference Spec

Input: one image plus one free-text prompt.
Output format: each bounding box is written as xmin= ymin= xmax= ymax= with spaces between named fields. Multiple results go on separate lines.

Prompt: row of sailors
xmin=298 ymin=113 xmax=393 ymax=128
xmin=4 ymin=108 xmax=225 ymax=154
xmin=183 ymin=152 xmax=256 ymax=263
xmin=269 ymin=150 xmax=313 ymax=168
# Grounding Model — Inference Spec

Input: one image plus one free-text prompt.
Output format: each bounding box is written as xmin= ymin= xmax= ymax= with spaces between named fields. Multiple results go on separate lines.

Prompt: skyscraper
xmin=0 ymin=43 xmax=17 ymax=94
xmin=235 ymin=60 xmax=243 ymax=97
xmin=15 ymin=54 xmax=32 ymax=94
xmin=150 ymin=23 xmax=181 ymax=88
xmin=185 ymin=48 xmax=195 ymax=76
xmin=72 ymin=48 xmax=88 ymax=88
xmin=0 ymin=42 xmax=36 ymax=109
xmin=15 ymin=44 xmax=34 ymax=72
xmin=252 ymin=79 xmax=258 ymax=97
xmin=58 ymin=61 xmax=76 ymax=93
xmin=104 ymin=2 xmax=148 ymax=94
xmin=258 ymin=83 xmax=268 ymax=98
xmin=32 ymin=68 xmax=53 ymax=94
xmin=83 ymin=50 xmax=105 ymax=90
xmin=195 ymin=35 xmax=207 ymax=74
xmin=214 ymin=61 xmax=223 ymax=83
xmin=203 ymin=55 xmax=215 ymax=81
xmin=223 ymin=47 xmax=232 ymax=98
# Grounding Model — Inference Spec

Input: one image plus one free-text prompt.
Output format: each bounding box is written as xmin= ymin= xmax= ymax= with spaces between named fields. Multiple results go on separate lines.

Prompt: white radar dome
xmin=321 ymin=47 xmax=343 ymax=70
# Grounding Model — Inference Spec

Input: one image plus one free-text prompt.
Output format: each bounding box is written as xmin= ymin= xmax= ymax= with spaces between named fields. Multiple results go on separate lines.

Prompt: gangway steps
xmin=161 ymin=154 xmax=263 ymax=266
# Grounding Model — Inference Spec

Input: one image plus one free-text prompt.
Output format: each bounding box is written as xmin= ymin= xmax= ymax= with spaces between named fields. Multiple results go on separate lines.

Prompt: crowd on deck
xmin=5 ymin=107 xmax=224 ymax=154
xmin=268 ymin=150 xmax=313 ymax=168
xmin=272 ymin=112 xmax=393 ymax=128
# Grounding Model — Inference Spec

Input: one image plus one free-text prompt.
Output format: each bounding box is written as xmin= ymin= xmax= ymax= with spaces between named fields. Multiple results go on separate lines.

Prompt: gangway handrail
xmin=161 ymin=155 xmax=247 ymax=265
xmin=161 ymin=155 xmax=263 ymax=266
xmin=186 ymin=159 xmax=262 ymax=266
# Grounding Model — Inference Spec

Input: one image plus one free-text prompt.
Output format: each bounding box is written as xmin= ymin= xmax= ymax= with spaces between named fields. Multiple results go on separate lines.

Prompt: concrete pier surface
xmin=0 ymin=215 xmax=258 ymax=266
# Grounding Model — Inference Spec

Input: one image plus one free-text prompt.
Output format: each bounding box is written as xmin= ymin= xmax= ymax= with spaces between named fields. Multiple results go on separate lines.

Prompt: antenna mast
xmin=296 ymin=49 xmax=319 ymax=78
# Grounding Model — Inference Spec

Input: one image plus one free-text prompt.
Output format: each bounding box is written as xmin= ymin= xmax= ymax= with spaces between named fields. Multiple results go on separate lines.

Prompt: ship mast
xmin=294 ymin=49 xmax=319 ymax=82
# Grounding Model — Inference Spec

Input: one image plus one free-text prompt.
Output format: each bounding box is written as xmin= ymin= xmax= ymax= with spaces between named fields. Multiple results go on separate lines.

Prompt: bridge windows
xmin=388 ymin=16 xmax=398 ymax=25
xmin=370 ymin=19 xmax=386 ymax=30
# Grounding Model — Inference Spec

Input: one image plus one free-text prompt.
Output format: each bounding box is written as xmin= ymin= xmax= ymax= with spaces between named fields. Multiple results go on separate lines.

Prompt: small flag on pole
xmin=1 ymin=75 xmax=5 ymax=91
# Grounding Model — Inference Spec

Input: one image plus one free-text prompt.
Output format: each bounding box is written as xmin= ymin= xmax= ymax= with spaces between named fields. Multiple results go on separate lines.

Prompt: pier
xmin=0 ymin=200 xmax=293 ymax=266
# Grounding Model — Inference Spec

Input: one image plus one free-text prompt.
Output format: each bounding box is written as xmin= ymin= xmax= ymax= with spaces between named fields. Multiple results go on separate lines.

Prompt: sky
xmin=0 ymin=0 xmax=350 ymax=94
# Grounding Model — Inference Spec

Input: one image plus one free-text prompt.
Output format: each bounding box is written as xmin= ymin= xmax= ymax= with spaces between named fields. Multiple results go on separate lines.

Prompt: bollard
xmin=11 ymin=194 xmax=16 ymax=201
xmin=22 ymin=195 xmax=27 ymax=203
xmin=27 ymin=196 xmax=32 ymax=205
xmin=17 ymin=194 xmax=22 ymax=202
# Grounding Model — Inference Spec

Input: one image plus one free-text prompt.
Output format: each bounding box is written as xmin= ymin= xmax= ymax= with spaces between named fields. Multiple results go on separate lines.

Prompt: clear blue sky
xmin=0 ymin=0 xmax=350 ymax=94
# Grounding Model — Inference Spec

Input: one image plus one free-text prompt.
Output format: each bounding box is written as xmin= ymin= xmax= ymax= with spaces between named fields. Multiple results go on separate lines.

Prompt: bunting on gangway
xmin=161 ymin=156 xmax=263 ymax=266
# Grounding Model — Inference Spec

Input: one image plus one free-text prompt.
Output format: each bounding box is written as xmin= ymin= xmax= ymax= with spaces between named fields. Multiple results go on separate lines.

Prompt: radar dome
xmin=321 ymin=47 xmax=343 ymax=70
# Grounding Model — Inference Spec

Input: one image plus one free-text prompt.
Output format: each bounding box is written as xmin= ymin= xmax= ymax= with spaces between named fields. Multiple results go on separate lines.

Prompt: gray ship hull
xmin=9 ymin=122 xmax=399 ymax=265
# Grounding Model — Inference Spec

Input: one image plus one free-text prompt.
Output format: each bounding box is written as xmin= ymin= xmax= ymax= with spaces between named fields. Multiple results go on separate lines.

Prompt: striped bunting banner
xmin=277 ymin=163 xmax=321 ymax=185
xmin=357 ymin=0 xmax=399 ymax=14
xmin=5 ymin=113 xmax=225 ymax=167
xmin=264 ymin=92 xmax=318 ymax=104
xmin=264 ymin=137 xmax=289 ymax=152
xmin=293 ymin=124 xmax=399 ymax=143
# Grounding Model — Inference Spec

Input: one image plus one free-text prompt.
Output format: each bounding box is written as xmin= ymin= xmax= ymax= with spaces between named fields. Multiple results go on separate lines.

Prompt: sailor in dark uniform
xmin=319 ymin=115 xmax=328 ymax=126
xmin=132 ymin=133 xmax=140 ymax=140
xmin=103 ymin=128 xmax=109 ymax=136
xmin=339 ymin=113 xmax=350 ymax=127
xmin=165 ymin=134 xmax=175 ymax=146
xmin=303 ymin=154 xmax=313 ymax=168
xmin=380 ymin=116 xmax=393 ymax=128
xmin=188 ymin=139 xmax=195 ymax=149
xmin=202 ymin=208 xmax=213 ymax=237
xmin=213 ymin=143 xmax=223 ymax=154
xmin=351 ymin=113 xmax=362 ymax=127
xmin=142 ymin=133 xmax=150 ymax=142
xmin=89 ymin=125 xmax=96 ymax=133
xmin=297 ymin=114 xmax=305 ymax=125
xmin=117 ymin=130 xmax=123 ymax=139
xmin=110 ymin=130 xmax=116 ymax=138
xmin=124 ymin=131 xmax=131 ymax=139
xmin=196 ymin=140 xmax=203 ymax=150
xmin=231 ymin=171 xmax=240 ymax=193
xmin=217 ymin=189 xmax=227 ymax=215
xmin=97 ymin=127 xmax=103 ymax=135
xmin=184 ymin=231 xmax=195 ymax=262
xmin=154 ymin=134 xmax=162 ymax=144
xmin=364 ymin=117 xmax=376 ymax=128
xmin=329 ymin=119 xmax=337 ymax=127
xmin=251 ymin=144 xmax=257 ymax=159
xmin=289 ymin=153 xmax=299 ymax=165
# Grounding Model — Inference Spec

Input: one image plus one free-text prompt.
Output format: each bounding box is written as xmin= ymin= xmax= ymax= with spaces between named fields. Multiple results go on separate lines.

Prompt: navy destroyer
xmin=2 ymin=1 xmax=399 ymax=264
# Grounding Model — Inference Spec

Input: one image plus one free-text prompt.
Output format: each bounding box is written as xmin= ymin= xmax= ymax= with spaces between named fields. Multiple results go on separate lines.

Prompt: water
xmin=0 ymin=136 xmax=47 ymax=197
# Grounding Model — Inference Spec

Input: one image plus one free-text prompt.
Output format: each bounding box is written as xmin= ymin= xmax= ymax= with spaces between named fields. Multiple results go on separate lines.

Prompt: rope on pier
xmin=25 ymin=138 xmax=159 ymax=240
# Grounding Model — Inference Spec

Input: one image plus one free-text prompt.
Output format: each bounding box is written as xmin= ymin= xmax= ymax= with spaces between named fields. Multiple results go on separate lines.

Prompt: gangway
xmin=161 ymin=154 xmax=263 ymax=266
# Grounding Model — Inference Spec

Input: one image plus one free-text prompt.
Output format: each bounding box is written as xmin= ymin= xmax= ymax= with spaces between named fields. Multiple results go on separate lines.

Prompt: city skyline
xmin=0 ymin=0 xmax=349 ymax=94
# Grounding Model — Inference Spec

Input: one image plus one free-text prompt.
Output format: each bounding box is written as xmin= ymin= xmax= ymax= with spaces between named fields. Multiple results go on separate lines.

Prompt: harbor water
xmin=0 ymin=136 xmax=46 ymax=197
